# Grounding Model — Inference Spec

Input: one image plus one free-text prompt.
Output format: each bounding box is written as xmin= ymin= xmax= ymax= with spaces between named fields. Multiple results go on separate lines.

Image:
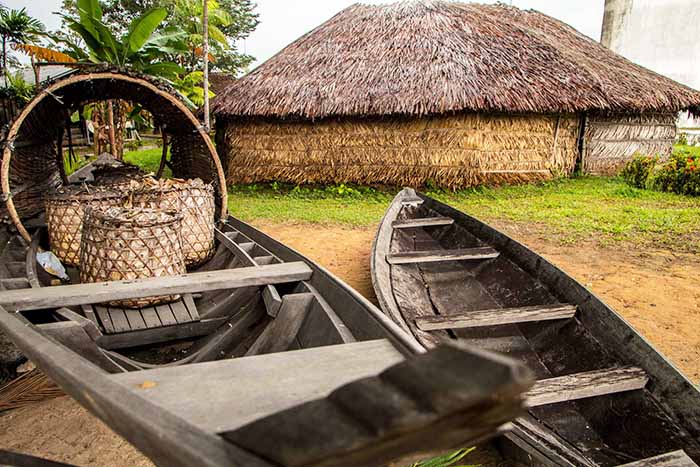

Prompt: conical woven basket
xmin=80 ymin=206 xmax=185 ymax=308
xmin=131 ymin=178 xmax=215 ymax=268
xmin=45 ymin=186 xmax=128 ymax=267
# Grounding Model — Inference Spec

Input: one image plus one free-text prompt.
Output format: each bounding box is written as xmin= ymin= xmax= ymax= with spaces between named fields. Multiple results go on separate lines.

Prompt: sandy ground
xmin=1 ymin=220 xmax=698 ymax=465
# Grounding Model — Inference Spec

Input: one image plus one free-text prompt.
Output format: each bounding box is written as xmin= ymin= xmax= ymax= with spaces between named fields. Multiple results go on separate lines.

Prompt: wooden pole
xmin=107 ymin=100 xmax=117 ymax=159
xmin=202 ymin=0 xmax=210 ymax=132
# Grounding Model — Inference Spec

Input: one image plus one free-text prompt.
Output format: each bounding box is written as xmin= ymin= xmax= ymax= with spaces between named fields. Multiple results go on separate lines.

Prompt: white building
xmin=601 ymin=0 xmax=700 ymax=138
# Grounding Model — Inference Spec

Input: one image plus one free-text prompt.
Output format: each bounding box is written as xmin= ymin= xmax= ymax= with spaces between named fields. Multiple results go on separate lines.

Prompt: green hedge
xmin=622 ymin=148 xmax=700 ymax=196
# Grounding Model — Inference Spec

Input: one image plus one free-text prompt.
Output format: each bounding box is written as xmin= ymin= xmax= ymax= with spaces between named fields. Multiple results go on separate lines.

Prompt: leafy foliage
xmin=647 ymin=146 xmax=700 ymax=196
xmin=0 ymin=7 xmax=46 ymax=72
xmin=620 ymin=153 xmax=657 ymax=189
xmin=0 ymin=70 xmax=35 ymax=102
xmin=411 ymin=447 xmax=478 ymax=467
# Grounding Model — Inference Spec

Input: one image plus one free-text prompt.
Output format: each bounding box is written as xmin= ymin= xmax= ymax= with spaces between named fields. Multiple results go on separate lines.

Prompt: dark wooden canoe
xmin=371 ymin=188 xmax=700 ymax=467
xmin=0 ymin=212 xmax=533 ymax=467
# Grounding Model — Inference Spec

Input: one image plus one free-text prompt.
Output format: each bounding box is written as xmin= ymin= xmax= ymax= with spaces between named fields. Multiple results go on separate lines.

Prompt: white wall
xmin=602 ymin=0 xmax=700 ymax=130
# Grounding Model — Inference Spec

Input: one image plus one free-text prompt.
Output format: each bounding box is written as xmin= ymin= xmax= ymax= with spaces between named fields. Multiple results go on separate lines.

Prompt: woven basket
xmin=80 ymin=206 xmax=185 ymax=308
xmin=93 ymin=164 xmax=149 ymax=190
xmin=45 ymin=186 xmax=128 ymax=267
xmin=131 ymin=178 xmax=215 ymax=267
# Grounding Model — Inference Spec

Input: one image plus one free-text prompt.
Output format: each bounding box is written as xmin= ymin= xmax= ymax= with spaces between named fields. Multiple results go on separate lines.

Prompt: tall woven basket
xmin=80 ymin=207 xmax=185 ymax=308
xmin=131 ymin=178 xmax=215 ymax=267
xmin=45 ymin=186 xmax=127 ymax=267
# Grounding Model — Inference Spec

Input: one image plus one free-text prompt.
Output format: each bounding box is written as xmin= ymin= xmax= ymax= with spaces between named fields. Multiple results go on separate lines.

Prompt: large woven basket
xmin=80 ymin=206 xmax=185 ymax=308
xmin=131 ymin=178 xmax=215 ymax=267
xmin=45 ymin=186 xmax=127 ymax=267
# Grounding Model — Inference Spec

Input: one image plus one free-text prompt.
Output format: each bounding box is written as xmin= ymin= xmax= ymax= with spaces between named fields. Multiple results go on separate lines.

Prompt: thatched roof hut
xmin=213 ymin=1 xmax=700 ymax=187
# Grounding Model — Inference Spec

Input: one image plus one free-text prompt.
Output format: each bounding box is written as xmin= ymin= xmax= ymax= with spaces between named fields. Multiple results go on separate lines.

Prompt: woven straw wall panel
xmin=131 ymin=179 xmax=215 ymax=267
xmin=45 ymin=188 xmax=127 ymax=267
xmin=584 ymin=112 xmax=677 ymax=175
xmin=223 ymin=112 xmax=580 ymax=189
xmin=80 ymin=207 xmax=185 ymax=308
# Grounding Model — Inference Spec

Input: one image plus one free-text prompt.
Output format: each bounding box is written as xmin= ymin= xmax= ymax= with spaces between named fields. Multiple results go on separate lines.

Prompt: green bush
xmin=648 ymin=149 xmax=700 ymax=196
xmin=621 ymin=153 xmax=657 ymax=188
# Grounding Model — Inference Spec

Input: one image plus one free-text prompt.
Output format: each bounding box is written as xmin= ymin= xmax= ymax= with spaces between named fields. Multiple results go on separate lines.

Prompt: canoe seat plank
xmin=109 ymin=339 xmax=406 ymax=434
xmin=392 ymin=217 xmax=454 ymax=229
xmin=415 ymin=304 xmax=577 ymax=331
xmin=615 ymin=450 xmax=697 ymax=467
xmin=0 ymin=262 xmax=312 ymax=310
xmin=94 ymin=294 xmax=202 ymax=335
xmin=527 ymin=366 xmax=648 ymax=407
xmin=96 ymin=317 xmax=228 ymax=350
xmin=386 ymin=247 xmax=499 ymax=265
xmin=0 ymin=277 xmax=30 ymax=290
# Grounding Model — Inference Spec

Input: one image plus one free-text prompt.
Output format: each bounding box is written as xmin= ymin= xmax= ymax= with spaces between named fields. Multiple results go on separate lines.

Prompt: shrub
xmin=677 ymin=132 xmax=689 ymax=146
xmin=647 ymin=149 xmax=700 ymax=196
xmin=621 ymin=153 xmax=657 ymax=189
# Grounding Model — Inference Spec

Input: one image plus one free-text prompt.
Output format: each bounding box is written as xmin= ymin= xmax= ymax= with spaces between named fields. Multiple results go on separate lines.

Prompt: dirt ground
xmin=1 ymin=220 xmax=698 ymax=466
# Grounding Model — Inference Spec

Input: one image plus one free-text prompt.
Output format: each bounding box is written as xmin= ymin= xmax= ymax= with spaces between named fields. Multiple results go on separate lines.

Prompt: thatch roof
xmin=208 ymin=72 xmax=236 ymax=96
xmin=212 ymin=1 xmax=700 ymax=120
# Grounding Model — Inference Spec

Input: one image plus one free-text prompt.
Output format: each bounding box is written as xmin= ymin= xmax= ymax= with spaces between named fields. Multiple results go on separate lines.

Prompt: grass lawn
xmin=119 ymin=146 xmax=700 ymax=251
xmin=123 ymin=147 xmax=172 ymax=177
xmin=229 ymin=178 xmax=700 ymax=251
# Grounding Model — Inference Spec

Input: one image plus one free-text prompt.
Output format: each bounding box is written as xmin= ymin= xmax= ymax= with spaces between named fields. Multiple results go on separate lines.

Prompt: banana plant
xmin=59 ymin=0 xmax=187 ymax=81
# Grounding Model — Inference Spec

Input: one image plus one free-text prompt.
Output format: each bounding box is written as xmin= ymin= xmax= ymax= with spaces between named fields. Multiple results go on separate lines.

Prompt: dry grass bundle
xmin=131 ymin=178 xmax=215 ymax=267
xmin=80 ymin=206 xmax=185 ymax=308
xmin=45 ymin=186 xmax=127 ymax=267
xmin=0 ymin=369 xmax=63 ymax=413
xmin=224 ymin=113 xmax=580 ymax=189
xmin=212 ymin=2 xmax=700 ymax=120
xmin=584 ymin=112 xmax=677 ymax=175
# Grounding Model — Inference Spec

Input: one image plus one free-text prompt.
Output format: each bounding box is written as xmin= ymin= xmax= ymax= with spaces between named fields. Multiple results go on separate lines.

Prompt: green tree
xmin=0 ymin=6 xmax=46 ymax=74
xmin=58 ymin=0 xmax=258 ymax=75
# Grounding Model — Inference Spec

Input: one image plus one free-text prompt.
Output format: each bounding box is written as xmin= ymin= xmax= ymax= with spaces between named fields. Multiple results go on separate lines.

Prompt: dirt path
xmin=1 ymin=220 xmax=698 ymax=465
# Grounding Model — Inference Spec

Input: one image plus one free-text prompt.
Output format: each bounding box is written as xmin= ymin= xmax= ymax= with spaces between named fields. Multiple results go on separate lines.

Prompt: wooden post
xmin=202 ymin=0 xmax=210 ymax=132
xmin=107 ymin=100 xmax=117 ymax=160
xmin=156 ymin=127 xmax=169 ymax=179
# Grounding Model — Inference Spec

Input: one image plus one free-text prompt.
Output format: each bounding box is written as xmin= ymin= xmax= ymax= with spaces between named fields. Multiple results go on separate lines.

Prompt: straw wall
xmin=220 ymin=113 xmax=580 ymax=189
xmin=583 ymin=112 xmax=677 ymax=174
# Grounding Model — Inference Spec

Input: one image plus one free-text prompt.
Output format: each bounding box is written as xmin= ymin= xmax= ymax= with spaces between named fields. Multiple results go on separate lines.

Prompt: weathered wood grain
xmin=0 ymin=262 xmax=312 ymax=310
xmin=415 ymin=304 xmax=577 ymax=331
xmin=111 ymin=339 xmax=406 ymax=434
xmin=386 ymin=247 xmax=499 ymax=265
xmin=96 ymin=317 xmax=228 ymax=350
xmin=223 ymin=344 xmax=532 ymax=467
xmin=0 ymin=308 xmax=269 ymax=467
xmin=245 ymin=293 xmax=313 ymax=356
xmin=527 ymin=367 xmax=648 ymax=407
xmin=615 ymin=450 xmax=697 ymax=467
xmin=392 ymin=216 xmax=454 ymax=229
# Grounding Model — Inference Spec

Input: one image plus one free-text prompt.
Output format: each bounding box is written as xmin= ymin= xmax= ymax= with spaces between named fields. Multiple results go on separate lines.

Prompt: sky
xmin=7 ymin=0 xmax=605 ymax=69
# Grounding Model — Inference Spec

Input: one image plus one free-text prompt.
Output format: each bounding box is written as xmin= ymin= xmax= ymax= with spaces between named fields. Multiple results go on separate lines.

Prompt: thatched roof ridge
xmin=212 ymin=1 xmax=700 ymax=119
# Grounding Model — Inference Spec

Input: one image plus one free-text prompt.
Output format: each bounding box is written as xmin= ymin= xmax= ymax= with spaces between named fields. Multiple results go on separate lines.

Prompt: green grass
xmin=228 ymin=177 xmax=700 ymax=251
xmin=675 ymin=144 xmax=700 ymax=157
xmin=123 ymin=147 xmax=171 ymax=177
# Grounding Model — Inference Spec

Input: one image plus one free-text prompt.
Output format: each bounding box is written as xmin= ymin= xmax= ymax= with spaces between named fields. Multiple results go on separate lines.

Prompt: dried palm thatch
xmin=45 ymin=186 xmax=127 ymax=267
xmin=80 ymin=206 xmax=185 ymax=308
xmin=212 ymin=1 xmax=700 ymax=120
xmin=583 ymin=112 xmax=677 ymax=174
xmin=1 ymin=67 xmax=227 ymax=244
xmin=131 ymin=178 xmax=215 ymax=267
xmin=223 ymin=113 xmax=580 ymax=188
xmin=0 ymin=369 xmax=63 ymax=413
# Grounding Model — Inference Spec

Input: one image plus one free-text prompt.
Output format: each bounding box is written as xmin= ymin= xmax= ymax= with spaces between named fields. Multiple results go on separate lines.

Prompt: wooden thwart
xmin=527 ymin=366 xmax=648 ymax=407
xmin=415 ymin=304 xmax=577 ymax=331
xmin=615 ymin=450 xmax=697 ymax=467
xmin=0 ymin=262 xmax=312 ymax=310
xmin=392 ymin=217 xmax=454 ymax=229
xmin=386 ymin=247 xmax=499 ymax=265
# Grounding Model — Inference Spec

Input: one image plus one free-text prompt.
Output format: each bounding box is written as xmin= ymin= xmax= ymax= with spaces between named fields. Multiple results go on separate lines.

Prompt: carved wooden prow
xmin=223 ymin=344 xmax=533 ymax=467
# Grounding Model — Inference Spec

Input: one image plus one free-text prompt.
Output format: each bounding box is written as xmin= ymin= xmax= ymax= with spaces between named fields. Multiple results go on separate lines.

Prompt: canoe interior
xmin=375 ymin=189 xmax=700 ymax=467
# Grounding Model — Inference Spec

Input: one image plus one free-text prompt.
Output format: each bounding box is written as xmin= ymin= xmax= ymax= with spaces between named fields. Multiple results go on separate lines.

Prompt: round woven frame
xmin=45 ymin=187 xmax=127 ymax=267
xmin=132 ymin=179 xmax=215 ymax=267
xmin=80 ymin=206 xmax=185 ymax=308
xmin=1 ymin=70 xmax=228 ymax=243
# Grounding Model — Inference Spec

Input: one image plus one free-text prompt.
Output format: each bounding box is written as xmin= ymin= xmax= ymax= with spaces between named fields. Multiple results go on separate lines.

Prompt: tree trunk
xmin=2 ymin=36 xmax=6 ymax=86
xmin=107 ymin=100 xmax=117 ymax=160
xmin=202 ymin=0 xmax=210 ymax=131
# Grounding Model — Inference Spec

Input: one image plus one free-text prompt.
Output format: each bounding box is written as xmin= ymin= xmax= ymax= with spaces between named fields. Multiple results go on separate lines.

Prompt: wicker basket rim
xmin=131 ymin=180 xmax=215 ymax=195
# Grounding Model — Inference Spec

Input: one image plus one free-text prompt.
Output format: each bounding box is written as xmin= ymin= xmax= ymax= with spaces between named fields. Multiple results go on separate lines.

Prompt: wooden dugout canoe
xmin=371 ymin=188 xmax=700 ymax=467
xmin=0 ymin=211 xmax=534 ymax=467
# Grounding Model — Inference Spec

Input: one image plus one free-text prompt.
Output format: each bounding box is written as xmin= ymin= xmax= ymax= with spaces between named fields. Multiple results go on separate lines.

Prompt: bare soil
xmin=1 ymin=220 xmax=698 ymax=466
